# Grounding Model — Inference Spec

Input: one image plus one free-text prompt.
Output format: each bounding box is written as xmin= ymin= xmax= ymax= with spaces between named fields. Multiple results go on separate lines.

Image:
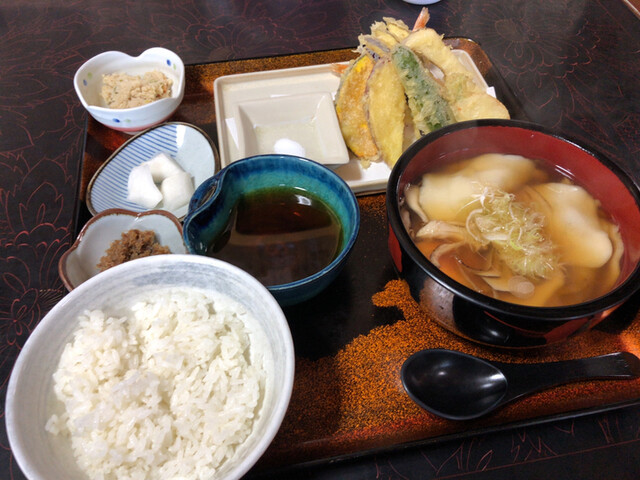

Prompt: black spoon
xmin=401 ymin=349 xmax=640 ymax=421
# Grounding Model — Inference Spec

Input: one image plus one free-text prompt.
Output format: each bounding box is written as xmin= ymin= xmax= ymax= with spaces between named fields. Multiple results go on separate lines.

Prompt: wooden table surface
xmin=1 ymin=0 xmax=639 ymax=478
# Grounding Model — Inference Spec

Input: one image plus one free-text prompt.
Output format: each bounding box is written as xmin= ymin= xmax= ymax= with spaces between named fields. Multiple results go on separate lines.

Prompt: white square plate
xmin=235 ymin=92 xmax=349 ymax=166
xmin=214 ymin=51 xmax=492 ymax=195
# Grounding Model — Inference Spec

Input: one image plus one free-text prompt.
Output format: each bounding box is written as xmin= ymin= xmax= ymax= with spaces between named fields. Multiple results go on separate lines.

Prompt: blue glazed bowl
xmin=183 ymin=154 xmax=360 ymax=306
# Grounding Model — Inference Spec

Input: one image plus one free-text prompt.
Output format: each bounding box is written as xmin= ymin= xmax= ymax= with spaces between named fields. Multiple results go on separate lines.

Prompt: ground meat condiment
xmin=100 ymin=70 xmax=173 ymax=109
xmin=97 ymin=229 xmax=170 ymax=271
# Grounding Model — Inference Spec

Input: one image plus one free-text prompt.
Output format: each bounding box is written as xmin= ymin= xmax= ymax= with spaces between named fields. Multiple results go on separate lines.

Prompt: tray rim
xmin=247 ymin=397 xmax=640 ymax=478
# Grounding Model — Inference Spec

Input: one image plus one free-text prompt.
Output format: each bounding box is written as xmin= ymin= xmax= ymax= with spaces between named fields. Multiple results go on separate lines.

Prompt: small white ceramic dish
xmin=74 ymin=47 xmax=185 ymax=133
xmin=87 ymin=122 xmax=219 ymax=220
xmin=214 ymin=50 xmax=491 ymax=194
xmin=7 ymin=254 xmax=295 ymax=480
xmin=235 ymin=92 xmax=349 ymax=166
xmin=58 ymin=208 xmax=186 ymax=290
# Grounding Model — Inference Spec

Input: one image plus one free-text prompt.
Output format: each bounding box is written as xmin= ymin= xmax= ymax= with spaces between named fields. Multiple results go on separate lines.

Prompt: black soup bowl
xmin=386 ymin=119 xmax=640 ymax=348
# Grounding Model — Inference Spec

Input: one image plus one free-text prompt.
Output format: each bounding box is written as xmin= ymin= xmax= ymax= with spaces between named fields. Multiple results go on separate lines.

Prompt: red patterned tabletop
xmin=1 ymin=1 xmax=640 ymax=479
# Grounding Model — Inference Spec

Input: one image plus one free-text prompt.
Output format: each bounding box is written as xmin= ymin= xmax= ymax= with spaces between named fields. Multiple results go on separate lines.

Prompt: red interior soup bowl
xmin=386 ymin=119 xmax=640 ymax=348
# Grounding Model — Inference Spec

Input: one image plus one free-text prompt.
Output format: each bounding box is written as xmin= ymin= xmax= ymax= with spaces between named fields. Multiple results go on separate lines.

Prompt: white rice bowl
xmin=6 ymin=255 xmax=294 ymax=480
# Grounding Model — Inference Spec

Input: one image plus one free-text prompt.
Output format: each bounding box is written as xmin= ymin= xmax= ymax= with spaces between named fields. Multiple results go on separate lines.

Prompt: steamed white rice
xmin=45 ymin=287 xmax=266 ymax=480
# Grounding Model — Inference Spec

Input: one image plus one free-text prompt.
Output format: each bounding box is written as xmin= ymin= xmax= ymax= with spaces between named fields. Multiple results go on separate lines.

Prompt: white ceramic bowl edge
xmin=7 ymin=255 xmax=295 ymax=480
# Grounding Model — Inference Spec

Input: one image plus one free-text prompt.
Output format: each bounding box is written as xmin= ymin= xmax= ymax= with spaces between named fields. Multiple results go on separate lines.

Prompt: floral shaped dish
xmin=73 ymin=47 xmax=185 ymax=133
xmin=59 ymin=208 xmax=187 ymax=291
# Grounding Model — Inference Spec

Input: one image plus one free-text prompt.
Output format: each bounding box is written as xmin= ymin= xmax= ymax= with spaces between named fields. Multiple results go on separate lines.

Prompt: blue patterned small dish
xmin=87 ymin=122 xmax=219 ymax=220
xmin=183 ymin=154 xmax=360 ymax=306
xmin=74 ymin=47 xmax=185 ymax=133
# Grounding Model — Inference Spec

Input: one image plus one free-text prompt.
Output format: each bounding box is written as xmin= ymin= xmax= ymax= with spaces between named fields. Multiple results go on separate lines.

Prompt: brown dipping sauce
xmin=206 ymin=187 xmax=342 ymax=286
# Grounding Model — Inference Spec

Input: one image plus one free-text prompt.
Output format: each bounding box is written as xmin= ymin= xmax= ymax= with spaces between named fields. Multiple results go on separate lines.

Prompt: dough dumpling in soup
xmin=524 ymin=183 xmax=613 ymax=269
xmin=418 ymin=154 xmax=539 ymax=223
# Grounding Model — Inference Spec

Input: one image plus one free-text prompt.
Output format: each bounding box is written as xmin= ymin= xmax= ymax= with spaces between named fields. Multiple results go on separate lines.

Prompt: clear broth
xmin=207 ymin=187 xmax=342 ymax=286
xmin=402 ymin=154 xmax=623 ymax=307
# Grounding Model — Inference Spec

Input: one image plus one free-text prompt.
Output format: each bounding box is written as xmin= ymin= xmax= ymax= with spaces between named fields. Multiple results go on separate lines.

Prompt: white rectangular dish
xmin=214 ymin=50 xmax=492 ymax=195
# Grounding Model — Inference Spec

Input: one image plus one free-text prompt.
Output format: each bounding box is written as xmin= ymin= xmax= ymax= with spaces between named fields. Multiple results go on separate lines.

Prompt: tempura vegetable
xmin=444 ymin=74 xmax=510 ymax=121
xmin=334 ymin=8 xmax=511 ymax=168
xmin=403 ymin=28 xmax=471 ymax=79
xmin=391 ymin=44 xmax=455 ymax=133
xmin=364 ymin=16 xmax=411 ymax=52
xmin=365 ymin=59 xmax=406 ymax=166
xmin=403 ymin=28 xmax=509 ymax=121
xmin=335 ymin=54 xmax=379 ymax=163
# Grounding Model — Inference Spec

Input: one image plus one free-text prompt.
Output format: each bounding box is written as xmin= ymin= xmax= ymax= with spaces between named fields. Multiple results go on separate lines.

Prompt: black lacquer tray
xmin=75 ymin=43 xmax=640 ymax=474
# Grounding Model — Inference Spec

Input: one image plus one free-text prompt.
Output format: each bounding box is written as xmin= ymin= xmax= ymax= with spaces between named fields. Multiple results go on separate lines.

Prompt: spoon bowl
xmin=401 ymin=349 xmax=640 ymax=420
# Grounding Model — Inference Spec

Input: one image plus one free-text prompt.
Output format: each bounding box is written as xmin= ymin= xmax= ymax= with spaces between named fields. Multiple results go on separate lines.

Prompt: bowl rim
xmin=8 ymin=254 xmax=295 ymax=480
xmin=58 ymin=207 xmax=185 ymax=291
xmin=86 ymin=121 xmax=221 ymax=219
xmin=183 ymin=154 xmax=361 ymax=292
xmin=386 ymin=118 xmax=640 ymax=320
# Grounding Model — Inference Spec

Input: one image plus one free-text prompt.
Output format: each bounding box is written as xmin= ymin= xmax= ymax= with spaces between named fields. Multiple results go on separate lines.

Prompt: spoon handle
xmin=497 ymin=352 xmax=640 ymax=403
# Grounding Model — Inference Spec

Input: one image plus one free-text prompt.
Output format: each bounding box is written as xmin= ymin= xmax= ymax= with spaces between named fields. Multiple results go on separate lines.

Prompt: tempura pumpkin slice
xmin=335 ymin=54 xmax=379 ymax=161
xmin=365 ymin=58 xmax=406 ymax=167
xmin=391 ymin=44 xmax=455 ymax=133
